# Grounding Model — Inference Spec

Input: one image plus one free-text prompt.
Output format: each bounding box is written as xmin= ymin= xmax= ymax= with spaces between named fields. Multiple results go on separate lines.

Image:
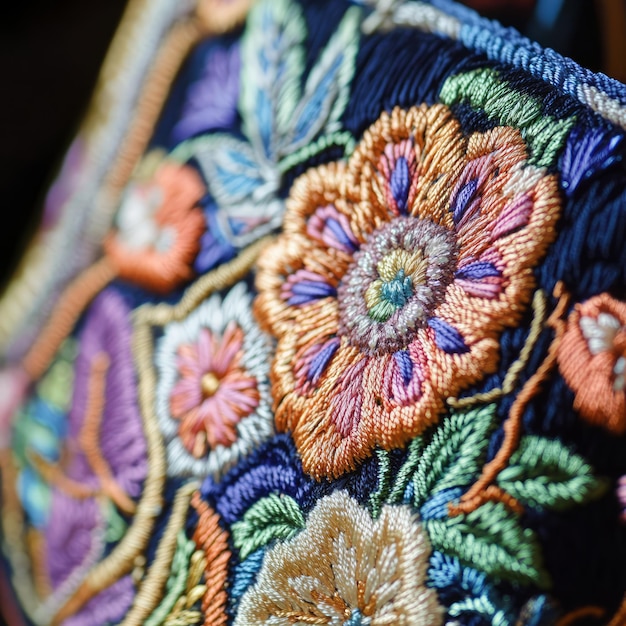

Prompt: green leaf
xmin=440 ymin=68 xmax=576 ymax=167
xmin=426 ymin=501 xmax=551 ymax=589
xmin=240 ymin=0 xmax=306 ymax=160
xmin=412 ymin=404 xmax=497 ymax=507
xmin=232 ymin=493 xmax=305 ymax=560
xmin=497 ymin=436 xmax=608 ymax=511
xmin=103 ymin=499 xmax=128 ymax=543
xmin=281 ymin=6 xmax=362 ymax=154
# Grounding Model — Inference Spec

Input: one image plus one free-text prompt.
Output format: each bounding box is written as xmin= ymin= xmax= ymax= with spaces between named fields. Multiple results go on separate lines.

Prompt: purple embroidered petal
xmin=393 ymin=350 xmax=414 ymax=386
xmin=390 ymin=156 xmax=411 ymax=214
xmin=451 ymin=178 xmax=479 ymax=225
xmin=428 ymin=317 xmax=470 ymax=354
xmin=326 ymin=217 xmax=358 ymax=252
xmin=308 ymin=338 xmax=341 ymax=384
xmin=282 ymin=270 xmax=337 ymax=306
xmin=307 ymin=205 xmax=359 ymax=254
xmin=455 ymin=261 xmax=501 ymax=280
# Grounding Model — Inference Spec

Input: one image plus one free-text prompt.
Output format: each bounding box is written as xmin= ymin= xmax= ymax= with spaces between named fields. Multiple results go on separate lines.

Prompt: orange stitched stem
xmin=451 ymin=485 xmax=523 ymax=517
xmin=608 ymin=595 xmax=626 ymax=626
xmin=79 ymin=352 xmax=137 ymax=516
xmin=556 ymin=606 xmax=606 ymax=626
xmin=453 ymin=283 xmax=569 ymax=516
xmin=21 ymin=257 xmax=117 ymax=381
xmin=28 ymin=452 xmax=97 ymax=500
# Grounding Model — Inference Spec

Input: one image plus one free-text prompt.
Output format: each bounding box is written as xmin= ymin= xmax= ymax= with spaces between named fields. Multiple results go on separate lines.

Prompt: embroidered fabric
xmin=1 ymin=1 xmax=625 ymax=624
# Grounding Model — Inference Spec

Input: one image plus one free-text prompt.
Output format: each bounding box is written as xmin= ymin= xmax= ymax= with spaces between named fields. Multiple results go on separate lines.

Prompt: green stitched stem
xmin=369 ymin=448 xmax=392 ymax=518
xmin=278 ymin=131 xmax=356 ymax=174
xmin=440 ymin=68 xmax=576 ymax=168
xmin=145 ymin=531 xmax=196 ymax=626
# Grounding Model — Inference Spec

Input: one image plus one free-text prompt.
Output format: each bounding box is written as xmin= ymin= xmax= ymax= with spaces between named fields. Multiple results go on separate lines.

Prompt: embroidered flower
xmin=255 ymin=104 xmax=560 ymax=478
xmin=234 ymin=491 xmax=443 ymax=625
xmin=104 ymin=159 xmax=206 ymax=293
xmin=558 ymin=293 xmax=626 ymax=433
xmin=156 ymin=282 xmax=273 ymax=478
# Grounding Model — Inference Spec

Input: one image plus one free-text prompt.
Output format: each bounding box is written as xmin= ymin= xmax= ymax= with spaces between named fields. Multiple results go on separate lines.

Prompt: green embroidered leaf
xmin=104 ymin=499 xmax=128 ymax=543
xmin=440 ymin=68 xmax=576 ymax=168
xmin=232 ymin=493 xmax=305 ymax=560
xmin=282 ymin=6 xmax=362 ymax=154
xmin=497 ymin=436 xmax=608 ymax=511
xmin=412 ymin=404 xmax=497 ymax=508
xmin=240 ymin=0 xmax=306 ymax=160
xmin=426 ymin=501 xmax=551 ymax=588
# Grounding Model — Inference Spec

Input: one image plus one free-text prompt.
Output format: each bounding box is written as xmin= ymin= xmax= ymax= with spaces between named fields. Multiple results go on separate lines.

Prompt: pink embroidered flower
xmin=558 ymin=293 xmax=626 ymax=433
xmin=156 ymin=283 xmax=273 ymax=478
xmin=170 ymin=322 xmax=260 ymax=457
xmin=255 ymin=104 xmax=560 ymax=479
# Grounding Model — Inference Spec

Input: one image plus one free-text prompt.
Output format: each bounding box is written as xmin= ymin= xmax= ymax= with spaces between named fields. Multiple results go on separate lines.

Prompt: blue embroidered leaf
xmin=411 ymin=405 xmax=497 ymax=508
xmin=282 ymin=6 xmax=362 ymax=154
xmin=426 ymin=501 xmax=551 ymax=588
xmin=231 ymin=493 xmax=305 ymax=560
xmin=240 ymin=0 xmax=306 ymax=160
xmin=497 ymin=436 xmax=608 ymax=511
xmin=191 ymin=134 xmax=268 ymax=204
xmin=216 ymin=197 xmax=285 ymax=248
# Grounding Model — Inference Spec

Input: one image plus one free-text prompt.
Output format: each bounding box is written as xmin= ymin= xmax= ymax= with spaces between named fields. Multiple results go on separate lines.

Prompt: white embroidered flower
xmin=156 ymin=282 xmax=274 ymax=478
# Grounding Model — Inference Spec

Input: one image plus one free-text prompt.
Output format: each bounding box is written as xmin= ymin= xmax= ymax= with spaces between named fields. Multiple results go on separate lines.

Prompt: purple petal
xmin=325 ymin=217 xmax=358 ymax=252
xmin=393 ymin=350 xmax=414 ymax=386
xmin=308 ymin=338 xmax=340 ymax=385
xmin=428 ymin=317 xmax=470 ymax=354
xmin=451 ymin=178 xmax=479 ymax=225
xmin=455 ymin=261 xmax=501 ymax=280
xmin=390 ymin=156 xmax=410 ymax=214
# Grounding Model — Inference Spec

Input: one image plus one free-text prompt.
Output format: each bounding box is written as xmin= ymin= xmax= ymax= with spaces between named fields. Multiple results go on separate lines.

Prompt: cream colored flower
xmin=235 ymin=491 xmax=443 ymax=626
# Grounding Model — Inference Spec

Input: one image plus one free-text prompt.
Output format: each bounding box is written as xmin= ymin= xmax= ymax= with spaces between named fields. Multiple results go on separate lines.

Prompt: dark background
xmin=0 ymin=1 xmax=622 ymax=625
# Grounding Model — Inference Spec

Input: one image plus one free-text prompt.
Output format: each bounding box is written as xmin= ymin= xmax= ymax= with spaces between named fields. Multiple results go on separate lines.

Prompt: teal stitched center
xmin=368 ymin=268 xmax=414 ymax=322
xmin=344 ymin=609 xmax=370 ymax=625
xmin=381 ymin=268 xmax=413 ymax=308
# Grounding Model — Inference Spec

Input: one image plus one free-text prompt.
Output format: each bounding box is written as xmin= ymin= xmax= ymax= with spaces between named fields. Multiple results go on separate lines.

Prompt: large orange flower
xmin=255 ymin=104 xmax=560 ymax=479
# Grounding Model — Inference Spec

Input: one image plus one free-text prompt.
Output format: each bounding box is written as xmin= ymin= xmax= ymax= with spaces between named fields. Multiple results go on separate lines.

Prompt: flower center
xmin=344 ymin=609 xmax=371 ymax=625
xmin=201 ymin=372 xmax=221 ymax=397
xmin=338 ymin=217 xmax=457 ymax=355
